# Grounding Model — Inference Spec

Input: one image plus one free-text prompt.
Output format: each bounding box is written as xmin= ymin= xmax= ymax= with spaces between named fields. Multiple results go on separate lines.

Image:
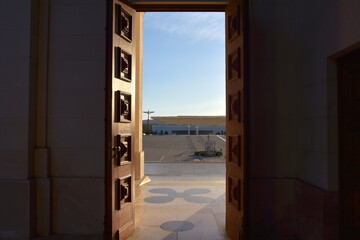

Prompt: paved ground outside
xmin=143 ymin=135 xmax=226 ymax=162
xmin=135 ymin=136 xmax=228 ymax=239
xmin=133 ymin=163 xmax=228 ymax=240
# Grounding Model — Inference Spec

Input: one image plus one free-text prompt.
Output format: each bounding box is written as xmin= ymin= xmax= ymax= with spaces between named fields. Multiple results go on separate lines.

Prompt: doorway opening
xmin=136 ymin=11 xmax=228 ymax=239
xmin=105 ymin=1 xmax=247 ymax=239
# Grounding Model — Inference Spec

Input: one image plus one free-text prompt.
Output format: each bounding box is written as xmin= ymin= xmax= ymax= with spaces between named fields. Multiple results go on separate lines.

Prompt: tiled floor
xmin=131 ymin=163 xmax=229 ymax=240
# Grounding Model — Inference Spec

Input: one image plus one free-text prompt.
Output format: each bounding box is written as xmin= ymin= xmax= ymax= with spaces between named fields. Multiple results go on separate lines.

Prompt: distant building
xmin=151 ymin=116 xmax=225 ymax=135
xmin=142 ymin=119 xmax=162 ymax=134
xmin=153 ymin=124 xmax=225 ymax=135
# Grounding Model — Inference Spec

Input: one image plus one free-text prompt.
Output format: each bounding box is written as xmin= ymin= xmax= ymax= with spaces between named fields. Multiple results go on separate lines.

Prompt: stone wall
xmin=47 ymin=0 xmax=106 ymax=235
xmin=248 ymin=0 xmax=360 ymax=238
xmin=0 ymin=0 xmax=37 ymax=239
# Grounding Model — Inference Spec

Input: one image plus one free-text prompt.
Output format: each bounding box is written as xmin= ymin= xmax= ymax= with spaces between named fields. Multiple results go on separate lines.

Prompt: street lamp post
xmin=143 ymin=110 xmax=154 ymax=134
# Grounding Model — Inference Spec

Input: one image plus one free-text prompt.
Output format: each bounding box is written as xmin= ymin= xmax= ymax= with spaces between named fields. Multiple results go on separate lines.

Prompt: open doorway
xmin=135 ymin=11 xmax=228 ymax=239
xmin=105 ymin=1 xmax=246 ymax=239
xmin=142 ymin=11 xmax=226 ymax=164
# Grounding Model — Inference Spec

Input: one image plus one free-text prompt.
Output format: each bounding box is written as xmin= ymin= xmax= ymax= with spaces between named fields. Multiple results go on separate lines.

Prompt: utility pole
xmin=143 ymin=110 xmax=154 ymax=134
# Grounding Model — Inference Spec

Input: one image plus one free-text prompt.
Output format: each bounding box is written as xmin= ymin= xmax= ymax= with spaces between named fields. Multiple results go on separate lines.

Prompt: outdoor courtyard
xmin=143 ymin=135 xmax=226 ymax=163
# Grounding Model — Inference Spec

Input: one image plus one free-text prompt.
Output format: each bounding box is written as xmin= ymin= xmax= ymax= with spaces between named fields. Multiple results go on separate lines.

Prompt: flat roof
xmin=151 ymin=116 xmax=225 ymax=126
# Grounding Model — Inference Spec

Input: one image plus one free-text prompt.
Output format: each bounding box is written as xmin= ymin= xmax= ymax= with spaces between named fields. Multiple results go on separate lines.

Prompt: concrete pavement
xmin=143 ymin=135 xmax=226 ymax=162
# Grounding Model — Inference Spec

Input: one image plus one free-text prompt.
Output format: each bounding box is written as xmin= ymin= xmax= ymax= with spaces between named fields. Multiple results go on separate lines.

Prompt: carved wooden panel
xmin=115 ymin=4 xmax=132 ymax=42
xmin=107 ymin=2 xmax=136 ymax=239
xmin=227 ymin=5 xmax=240 ymax=41
xmin=120 ymin=51 xmax=131 ymax=81
xmin=115 ymin=176 xmax=132 ymax=210
xmin=114 ymin=91 xmax=131 ymax=123
xmin=114 ymin=135 xmax=131 ymax=166
xmin=228 ymin=91 xmax=241 ymax=122
xmin=228 ymin=176 xmax=241 ymax=211
xmin=226 ymin=1 xmax=245 ymax=239
xmin=229 ymin=135 xmax=241 ymax=166
xmin=114 ymin=47 xmax=132 ymax=82
xmin=228 ymin=48 xmax=241 ymax=81
xmin=114 ymin=47 xmax=120 ymax=79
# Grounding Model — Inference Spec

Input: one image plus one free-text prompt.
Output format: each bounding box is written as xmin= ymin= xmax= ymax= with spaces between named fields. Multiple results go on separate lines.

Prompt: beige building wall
xmin=46 ymin=0 xmax=107 ymax=235
xmin=0 ymin=0 xmax=108 ymax=238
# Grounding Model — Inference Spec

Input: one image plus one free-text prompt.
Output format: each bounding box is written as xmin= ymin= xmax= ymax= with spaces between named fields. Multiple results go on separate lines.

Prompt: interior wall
xmin=0 ymin=1 xmax=37 ymax=239
xmin=248 ymin=0 xmax=360 ymax=238
xmin=47 ymin=0 xmax=106 ymax=235
xmin=0 ymin=1 xmax=34 ymax=180
xmin=293 ymin=0 xmax=360 ymax=191
xmin=248 ymin=0 xmax=298 ymax=235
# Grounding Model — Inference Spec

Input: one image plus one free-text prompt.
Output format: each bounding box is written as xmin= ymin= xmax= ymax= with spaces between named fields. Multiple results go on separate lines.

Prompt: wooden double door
xmin=105 ymin=0 xmax=247 ymax=239
xmin=105 ymin=1 xmax=136 ymax=239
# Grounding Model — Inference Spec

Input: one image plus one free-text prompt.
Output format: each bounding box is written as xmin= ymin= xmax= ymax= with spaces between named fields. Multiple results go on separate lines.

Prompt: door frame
xmin=105 ymin=0 xmax=250 ymax=238
xmin=332 ymin=41 xmax=360 ymax=238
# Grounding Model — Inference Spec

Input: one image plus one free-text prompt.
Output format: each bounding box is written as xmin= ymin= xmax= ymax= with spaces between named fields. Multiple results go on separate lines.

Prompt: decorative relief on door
xmin=115 ymin=176 xmax=132 ymax=210
xmin=229 ymin=135 xmax=241 ymax=166
xmin=228 ymin=48 xmax=241 ymax=81
xmin=228 ymin=5 xmax=240 ymax=41
xmin=113 ymin=135 xmax=131 ymax=166
xmin=115 ymin=4 xmax=132 ymax=42
xmin=114 ymin=47 xmax=132 ymax=82
xmin=120 ymin=51 xmax=131 ymax=81
xmin=228 ymin=176 xmax=241 ymax=211
xmin=114 ymin=91 xmax=131 ymax=122
xmin=228 ymin=91 xmax=241 ymax=122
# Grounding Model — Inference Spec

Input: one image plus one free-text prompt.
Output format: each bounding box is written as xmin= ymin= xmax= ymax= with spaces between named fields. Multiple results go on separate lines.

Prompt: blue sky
xmin=142 ymin=12 xmax=225 ymax=120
